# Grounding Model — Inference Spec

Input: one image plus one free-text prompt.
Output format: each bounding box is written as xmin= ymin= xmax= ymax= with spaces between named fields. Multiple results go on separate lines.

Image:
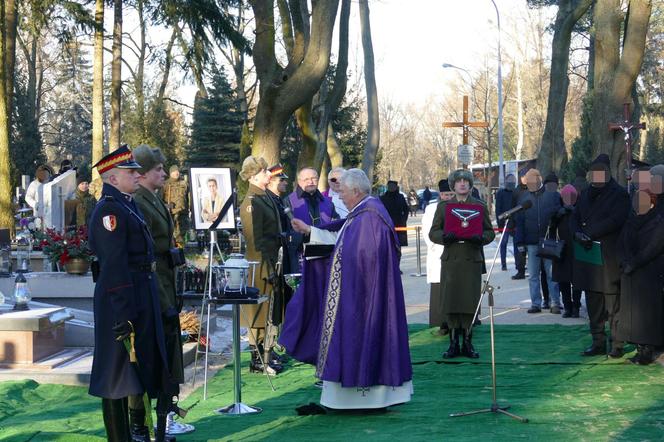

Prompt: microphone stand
xmin=450 ymin=213 xmax=528 ymax=423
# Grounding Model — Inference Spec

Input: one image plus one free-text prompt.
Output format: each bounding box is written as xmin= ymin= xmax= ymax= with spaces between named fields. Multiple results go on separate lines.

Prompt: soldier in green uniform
xmin=162 ymin=165 xmax=190 ymax=246
xmin=239 ymin=156 xmax=283 ymax=375
xmin=73 ymin=174 xmax=97 ymax=227
xmin=429 ymin=169 xmax=495 ymax=359
xmin=131 ymin=145 xmax=187 ymax=441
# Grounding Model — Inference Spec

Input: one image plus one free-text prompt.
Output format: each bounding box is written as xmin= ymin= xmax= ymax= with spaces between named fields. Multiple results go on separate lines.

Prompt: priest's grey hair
xmin=340 ymin=168 xmax=371 ymax=195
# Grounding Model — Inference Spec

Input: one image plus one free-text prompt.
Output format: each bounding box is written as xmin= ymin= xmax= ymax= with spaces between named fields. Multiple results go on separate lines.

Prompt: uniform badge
xmin=102 ymin=215 xmax=117 ymax=231
xmin=246 ymin=205 xmax=252 ymax=213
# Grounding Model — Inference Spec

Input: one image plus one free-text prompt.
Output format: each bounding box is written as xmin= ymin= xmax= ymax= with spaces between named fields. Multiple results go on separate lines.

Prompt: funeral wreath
xmin=35 ymin=226 xmax=95 ymax=266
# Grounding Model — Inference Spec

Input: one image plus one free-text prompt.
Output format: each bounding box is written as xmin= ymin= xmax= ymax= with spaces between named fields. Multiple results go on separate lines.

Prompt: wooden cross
xmin=442 ymin=96 xmax=489 ymax=145
xmin=608 ymin=103 xmax=646 ymax=183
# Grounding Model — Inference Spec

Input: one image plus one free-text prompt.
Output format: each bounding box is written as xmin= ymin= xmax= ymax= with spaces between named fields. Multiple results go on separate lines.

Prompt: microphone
xmin=283 ymin=207 xmax=294 ymax=221
xmin=497 ymin=199 xmax=533 ymax=221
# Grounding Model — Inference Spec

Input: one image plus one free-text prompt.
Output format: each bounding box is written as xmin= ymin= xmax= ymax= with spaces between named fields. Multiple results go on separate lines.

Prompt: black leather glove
xmin=574 ymin=232 xmax=593 ymax=250
xmin=469 ymin=235 xmax=484 ymax=246
xmin=442 ymin=232 xmax=458 ymax=245
xmin=113 ymin=321 xmax=133 ymax=341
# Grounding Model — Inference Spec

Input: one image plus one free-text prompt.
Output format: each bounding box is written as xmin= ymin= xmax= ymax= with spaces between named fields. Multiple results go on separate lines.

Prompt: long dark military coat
xmin=616 ymin=209 xmax=664 ymax=346
xmin=240 ymin=184 xmax=282 ymax=330
xmin=429 ymin=195 xmax=495 ymax=315
xmin=88 ymin=183 xmax=169 ymax=399
xmin=134 ymin=185 xmax=184 ymax=384
xmin=572 ymin=179 xmax=630 ymax=295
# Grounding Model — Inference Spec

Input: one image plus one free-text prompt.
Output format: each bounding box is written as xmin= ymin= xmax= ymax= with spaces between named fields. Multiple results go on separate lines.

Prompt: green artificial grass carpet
xmin=1 ymin=324 xmax=664 ymax=441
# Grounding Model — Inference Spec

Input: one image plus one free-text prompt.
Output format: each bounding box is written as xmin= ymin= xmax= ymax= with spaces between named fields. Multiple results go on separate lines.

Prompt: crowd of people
xmin=23 ymin=143 xmax=663 ymax=439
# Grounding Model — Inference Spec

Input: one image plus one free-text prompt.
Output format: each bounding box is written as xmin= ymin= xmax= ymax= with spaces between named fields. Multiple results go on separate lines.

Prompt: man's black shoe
xmin=511 ymin=273 xmax=525 ymax=280
xmin=527 ymin=307 xmax=541 ymax=314
xmin=501 ymin=265 xmax=507 ymax=271
xmin=582 ymin=345 xmax=606 ymax=356
xmin=608 ymin=348 xmax=624 ymax=359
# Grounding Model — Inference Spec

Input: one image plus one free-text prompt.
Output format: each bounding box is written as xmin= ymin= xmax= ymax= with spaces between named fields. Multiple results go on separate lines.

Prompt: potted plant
xmin=35 ymin=226 xmax=95 ymax=274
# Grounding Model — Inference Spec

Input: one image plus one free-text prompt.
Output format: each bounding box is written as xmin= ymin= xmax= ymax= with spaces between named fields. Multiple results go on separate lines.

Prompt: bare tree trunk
xmin=157 ymin=27 xmax=177 ymax=103
xmin=4 ymin=0 xmax=17 ymax=131
xmin=109 ymin=0 xmax=122 ymax=150
xmin=249 ymin=0 xmax=339 ymax=165
xmin=516 ymin=62 xmax=524 ymax=161
xmin=176 ymin=29 xmax=208 ymax=99
xmin=538 ymin=0 xmax=592 ymax=176
xmin=135 ymin=0 xmax=146 ymax=140
xmin=0 ymin=1 xmax=13 ymax=228
xmin=359 ymin=0 xmax=379 ymax=183
xmin=92 ymin=0 xmax=104 ymax=179
xmin=591 ymin=0 xmax=651 ymax=183
xmin=326 ymin=122 xmax=343 ymax=168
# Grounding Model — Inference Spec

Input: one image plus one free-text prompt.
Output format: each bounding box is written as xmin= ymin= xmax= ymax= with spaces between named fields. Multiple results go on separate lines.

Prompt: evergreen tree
xmin=11 ymin=77 xmax=46 ymax=184
xmin=562 ymin=96 xmax=593 ymax=184
xmin=187 ymin=68 xmax=243 ymax=167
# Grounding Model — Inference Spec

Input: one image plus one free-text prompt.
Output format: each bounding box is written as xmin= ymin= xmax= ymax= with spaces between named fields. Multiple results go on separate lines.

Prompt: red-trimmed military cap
xmin=268 ymin=164 xmax=288 ymax=179
xmin=93 ymin=144 xmax=142 ymax=174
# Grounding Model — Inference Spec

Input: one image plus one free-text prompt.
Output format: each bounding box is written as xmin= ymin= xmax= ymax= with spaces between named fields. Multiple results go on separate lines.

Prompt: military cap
xmin=438 ymin=179 xmax=451 ymax=192
xmin=268 ymin=164 xmax=288 ymax=179
xmin=448 ymin=169 xmax=474 ymax=188
xmin=93 ymin=144 xmax=141 ymax=174
xmin=169 ymin=165 xmax=179 ymax=174
xmin=239 ymin=156 xmax=268 ymax=181
xmin=133 ymin=144 xmax=166 ymax=175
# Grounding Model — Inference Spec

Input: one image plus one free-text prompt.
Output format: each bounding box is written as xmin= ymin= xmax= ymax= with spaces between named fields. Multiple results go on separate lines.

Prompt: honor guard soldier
xmin=132 ymin=145 xmax=191 ymax=440
xmin=88 ymin=145 xmax=172 ymax=442
xmin=239 ymin=156 xmax=284 ymax=375
xmin=162 ymin=165 xmax=190 ymax=246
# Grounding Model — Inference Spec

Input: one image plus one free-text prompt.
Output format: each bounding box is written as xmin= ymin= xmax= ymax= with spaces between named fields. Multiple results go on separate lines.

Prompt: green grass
xmin=1 ymin=325 xmax=663 ymax=441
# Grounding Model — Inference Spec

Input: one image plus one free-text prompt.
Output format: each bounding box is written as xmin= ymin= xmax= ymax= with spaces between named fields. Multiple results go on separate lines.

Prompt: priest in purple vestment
xmin=288 ymin=168 xmax=413 ymax=410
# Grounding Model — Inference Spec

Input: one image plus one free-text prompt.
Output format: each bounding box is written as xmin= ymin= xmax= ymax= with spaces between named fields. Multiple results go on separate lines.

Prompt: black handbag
xmin=536 ymin=226 xmax=565 ymax=262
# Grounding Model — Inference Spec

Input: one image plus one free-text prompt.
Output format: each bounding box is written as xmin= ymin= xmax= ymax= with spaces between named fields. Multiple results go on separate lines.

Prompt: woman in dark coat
xmin=616 ymin=190 xmax=664 ymax=364
xmin=380 ymin=181 xmax=409 ymax=247
xmin=550 ymin=184 xmax=582 ymax=318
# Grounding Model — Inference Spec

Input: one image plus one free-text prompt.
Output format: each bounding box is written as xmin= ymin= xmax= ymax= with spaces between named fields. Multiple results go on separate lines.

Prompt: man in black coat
xmin=88 ymin=145 xmax=171 ymax=441
xmin=380 ymin=180 xmax=410 ymax=248
xmin=495 ymin=174 xmax=517 ymax=271
xmin=510 ymin=169 xmax=529 ymax=279
xmin=573 ymin=154 xmax=630 ymax=357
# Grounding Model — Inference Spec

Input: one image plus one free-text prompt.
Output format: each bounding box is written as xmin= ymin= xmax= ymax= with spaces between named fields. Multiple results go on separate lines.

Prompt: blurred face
xmin=338 ymin=183 xmax=363 ymax=210
xmin=170 ymin=170 xmax=180 ymax=180
xmin=440 ymin=191 xmax=455 ymax=201
xmin=328 ymin=171 xmax=343 ymax=192
xmin=454 ymin=179 xmax=470 ymax=196
xmin=142 ymin=164 xmax=167 ymax=191
xmin=589 ymin=169 xmax=608 ymax=187
xmin=633 ymin=190 xmax=654 ymax=215
xmin=277 ymin=177 xmax=288 ymax=194
xmin=298 ymin=168 xmax=319 ymax=193
xmin=37 ymin=169 xmax=50 ymax=182
xmin=267 ymin=175 xmax=288 ymax=194
xmin=526 ymin=175 xmax=542 ymax=192
xmin=77 ymin=181 xmax=89 ymax=192
xmin=544 ymin=181 xmax=558 ymax=193
xmin=387 ymin=182 xmax=398 ymax=192
xmin=505 ymin=176 xmax=516 ymax=190
xmin=111 ymin=168 xmax=140 ymax=194
xmin=562 ymin=191 xmax=577 ymax=206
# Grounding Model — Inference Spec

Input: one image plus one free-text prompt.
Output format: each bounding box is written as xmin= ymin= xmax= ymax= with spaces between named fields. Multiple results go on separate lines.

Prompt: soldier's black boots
xmin=461 ymin=329 xmax=480 ymax=359
xmin=102 ymin=398 xmax=130 ymax=442
xmin=249 ymin=345 xmax=283 ymax=375
xmin=629 ymin=345 xmax=655 ymax=365
xmin=442 ymin=329 xmax=460 ymax=359
xmin=129 ymin=407 xmax=150 ymax=442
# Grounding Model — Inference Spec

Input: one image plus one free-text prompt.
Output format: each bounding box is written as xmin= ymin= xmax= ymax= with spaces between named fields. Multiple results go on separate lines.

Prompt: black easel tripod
xmin=449 ymin=213 xmax=528 ymax=423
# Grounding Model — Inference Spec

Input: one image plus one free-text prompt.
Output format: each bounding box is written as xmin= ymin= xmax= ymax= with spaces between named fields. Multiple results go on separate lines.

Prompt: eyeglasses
xmin=330 ymin=178 xmax=338 ymax=183
xmin=279 ymin=178 xmax=287 ymax=182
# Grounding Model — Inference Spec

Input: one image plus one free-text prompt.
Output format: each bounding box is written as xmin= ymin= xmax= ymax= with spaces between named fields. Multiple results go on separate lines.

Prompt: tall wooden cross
xmin=608 ymin=103 xmax=646 ymax=184
xmin=442 ymin=96 xmax=489 ymax=145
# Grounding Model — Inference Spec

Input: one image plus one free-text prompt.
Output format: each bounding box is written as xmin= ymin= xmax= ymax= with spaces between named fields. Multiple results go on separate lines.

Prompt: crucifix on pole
xmin=443 ymin=96 xmax=489 ymax=168
xmin=608 ymin=103 xmax=646 ymax=188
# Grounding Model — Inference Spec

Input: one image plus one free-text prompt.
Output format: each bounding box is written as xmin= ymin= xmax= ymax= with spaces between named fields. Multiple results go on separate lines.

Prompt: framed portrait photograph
xmin=189 ymin=167 xmax=236 ymax=230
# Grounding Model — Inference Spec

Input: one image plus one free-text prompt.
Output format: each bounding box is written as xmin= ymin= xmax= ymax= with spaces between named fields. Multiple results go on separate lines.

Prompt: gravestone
xmin=43 ymin=170 xmax=76 ymax=232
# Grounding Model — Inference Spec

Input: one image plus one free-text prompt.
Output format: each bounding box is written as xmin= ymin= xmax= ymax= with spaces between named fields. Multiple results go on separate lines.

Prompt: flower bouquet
xmin=34 ymin=226 xmax=95 ymax=271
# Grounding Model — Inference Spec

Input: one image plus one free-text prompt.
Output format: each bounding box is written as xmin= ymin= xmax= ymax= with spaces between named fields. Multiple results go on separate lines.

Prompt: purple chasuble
xmin=279 ymin=217 xmax=347 ymax=365
xmin=317 ymin=197 xmax=412 ymax=388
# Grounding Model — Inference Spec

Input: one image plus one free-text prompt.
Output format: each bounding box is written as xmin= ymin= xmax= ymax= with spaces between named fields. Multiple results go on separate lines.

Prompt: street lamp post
xmin=490 ymin=0 xmax=504 ymax=188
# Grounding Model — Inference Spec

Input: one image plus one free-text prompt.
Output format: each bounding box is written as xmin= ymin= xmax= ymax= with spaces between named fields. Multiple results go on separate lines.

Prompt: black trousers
xmin=586 ymin=290 xmax=623 ymax=350
xmin=540 ymin=265 xmax=549 ymax=304
xmin=559 ymin=282 xmax=582 ymax=310
xmin=515 ymin=249 xmax=526 ymax=274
